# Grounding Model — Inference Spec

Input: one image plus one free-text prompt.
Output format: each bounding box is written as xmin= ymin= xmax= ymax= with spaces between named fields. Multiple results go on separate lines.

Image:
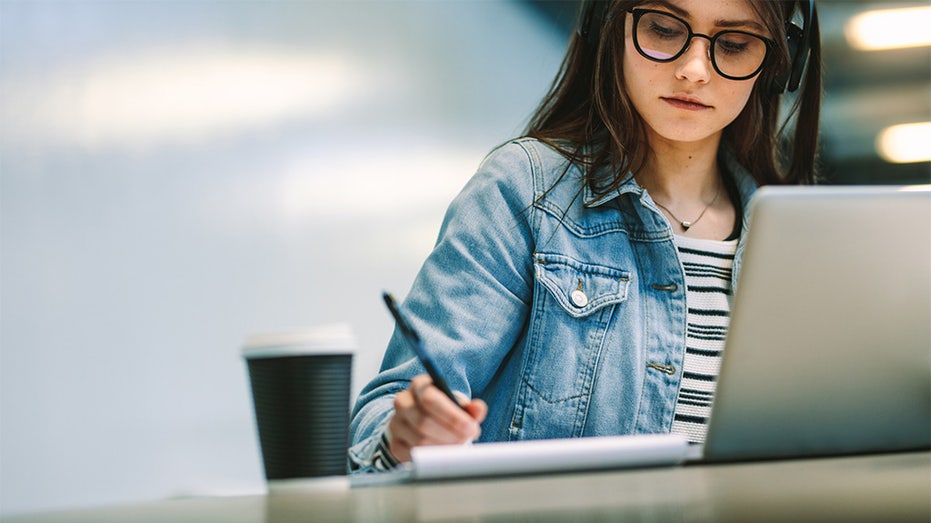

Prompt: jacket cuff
xmin=371 ymin=429 xmax=401 ymax=471
xmin=348 ymin=426 xmax=402 ymax=473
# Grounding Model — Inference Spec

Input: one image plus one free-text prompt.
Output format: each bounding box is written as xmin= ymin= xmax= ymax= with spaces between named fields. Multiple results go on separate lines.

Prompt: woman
xmin=350 ymin=0 xmax=822 ymax=471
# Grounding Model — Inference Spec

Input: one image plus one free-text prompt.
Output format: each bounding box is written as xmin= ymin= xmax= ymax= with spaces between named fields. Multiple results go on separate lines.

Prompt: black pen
xmin=382 ymin=292 xmax=468 ymax=411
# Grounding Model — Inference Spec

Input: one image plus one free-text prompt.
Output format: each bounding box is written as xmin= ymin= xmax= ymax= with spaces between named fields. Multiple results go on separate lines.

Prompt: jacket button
xmin=647 ymin=363 xmax=676 ymax=375
xmin=570 ymin=289 xmax=589 ymax=307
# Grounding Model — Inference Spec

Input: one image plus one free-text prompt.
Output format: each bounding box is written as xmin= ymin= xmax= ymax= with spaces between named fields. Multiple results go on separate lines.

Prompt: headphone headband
xmin=577 ymin=0 xmax=607 ymax=41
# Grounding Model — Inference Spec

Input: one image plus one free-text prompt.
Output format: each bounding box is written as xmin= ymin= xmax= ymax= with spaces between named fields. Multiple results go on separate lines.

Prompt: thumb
xmin=464 ymin=398 xmax=488 ymax=423
xmin=452 ymin=391 xmax=487 ymax=421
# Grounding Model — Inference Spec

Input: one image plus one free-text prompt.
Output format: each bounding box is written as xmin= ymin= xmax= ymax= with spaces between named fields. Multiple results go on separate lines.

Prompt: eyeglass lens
xmin=634 ymin=10 xmax=768 ymax=80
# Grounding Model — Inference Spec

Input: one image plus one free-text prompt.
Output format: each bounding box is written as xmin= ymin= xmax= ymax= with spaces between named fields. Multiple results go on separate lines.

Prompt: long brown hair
xmin=525 ymin=0 xmax=822 ymax=194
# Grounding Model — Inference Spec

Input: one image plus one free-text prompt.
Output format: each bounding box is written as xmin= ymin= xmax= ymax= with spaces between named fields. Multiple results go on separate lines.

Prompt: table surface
xmin=6 ymin=451 xmax=930 ymax=523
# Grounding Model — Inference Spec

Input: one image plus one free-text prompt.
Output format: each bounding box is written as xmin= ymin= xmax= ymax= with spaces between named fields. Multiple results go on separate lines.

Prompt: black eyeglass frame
xmin=628 ymin=7 xmax=776 ymax=81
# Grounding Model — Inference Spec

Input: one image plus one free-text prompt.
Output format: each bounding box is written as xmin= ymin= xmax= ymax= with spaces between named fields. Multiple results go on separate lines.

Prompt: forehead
xmin=638 ymin=0 xmax=767 ymax=33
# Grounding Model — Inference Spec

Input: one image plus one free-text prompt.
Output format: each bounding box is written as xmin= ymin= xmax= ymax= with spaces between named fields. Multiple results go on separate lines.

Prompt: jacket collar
xmin=582 ymin=172 xmax=641 ymax=208
xmin=581 ymin=147 xmax=759 ymax=213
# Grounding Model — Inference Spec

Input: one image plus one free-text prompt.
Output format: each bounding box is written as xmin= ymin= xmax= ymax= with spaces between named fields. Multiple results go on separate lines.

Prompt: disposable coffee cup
xmin=243 ymin=323 xmax=355 ymax=489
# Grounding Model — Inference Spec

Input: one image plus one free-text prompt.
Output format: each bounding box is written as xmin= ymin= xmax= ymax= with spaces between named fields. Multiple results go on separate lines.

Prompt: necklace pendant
xmin=681 ymin=221 xmax=692 ymax=230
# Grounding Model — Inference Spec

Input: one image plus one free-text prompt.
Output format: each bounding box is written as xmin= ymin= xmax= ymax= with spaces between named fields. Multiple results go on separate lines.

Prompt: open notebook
xmin=349 ymin=434 xmax=691 ymax=485
xmin=409 ymin=434 xmax=691 ymax=480
xmin=353 ymin=185 xmax=931 ymax=485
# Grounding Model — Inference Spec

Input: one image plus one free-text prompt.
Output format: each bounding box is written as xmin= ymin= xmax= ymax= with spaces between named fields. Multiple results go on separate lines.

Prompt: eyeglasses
xmin=629 ymin=8 xmax=774 ymax=81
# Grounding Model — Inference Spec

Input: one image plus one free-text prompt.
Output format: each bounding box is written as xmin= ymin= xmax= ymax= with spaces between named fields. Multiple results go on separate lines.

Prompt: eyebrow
xmin=639 ymin=0 xmax=767 ymax=33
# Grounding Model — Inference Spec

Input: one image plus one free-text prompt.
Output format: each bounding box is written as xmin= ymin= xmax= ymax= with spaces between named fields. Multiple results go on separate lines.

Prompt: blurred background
xmin=1 ymin=0 xmax=928 ymax=517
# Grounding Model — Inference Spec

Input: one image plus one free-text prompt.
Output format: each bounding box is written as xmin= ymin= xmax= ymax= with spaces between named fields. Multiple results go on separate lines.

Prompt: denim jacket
xmin=349 ymin=138 xmax=758 ymax=473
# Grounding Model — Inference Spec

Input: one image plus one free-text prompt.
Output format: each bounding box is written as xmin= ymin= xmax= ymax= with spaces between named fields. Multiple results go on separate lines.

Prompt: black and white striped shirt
xmin=670 ymin=234 xmax=738 ymax=443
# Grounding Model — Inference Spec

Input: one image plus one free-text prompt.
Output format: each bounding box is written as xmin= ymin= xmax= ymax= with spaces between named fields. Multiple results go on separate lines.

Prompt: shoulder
xmin=474 ymin=138 xmax=583 ymax=202
xmin=478 ymin=138 xmax=573 ymax=175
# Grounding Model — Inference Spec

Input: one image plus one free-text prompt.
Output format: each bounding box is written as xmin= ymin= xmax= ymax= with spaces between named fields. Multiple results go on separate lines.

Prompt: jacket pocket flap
xmin=534 ymin=253 xmax=631 ymax=318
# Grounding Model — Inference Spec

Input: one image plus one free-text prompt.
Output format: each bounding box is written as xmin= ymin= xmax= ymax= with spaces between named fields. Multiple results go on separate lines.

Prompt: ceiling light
xmin=876 ymin=122 xmax=931 ymax=164
xmin=5 ymin=45 xmax=368 ymax=149
xmin=845 ymin=6 xmax=931 ymax=50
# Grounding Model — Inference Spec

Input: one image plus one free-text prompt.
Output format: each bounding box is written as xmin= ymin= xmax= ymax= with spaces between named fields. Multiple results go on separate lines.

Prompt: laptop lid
xmin=702 ymin=185 xmax=931 ymax=462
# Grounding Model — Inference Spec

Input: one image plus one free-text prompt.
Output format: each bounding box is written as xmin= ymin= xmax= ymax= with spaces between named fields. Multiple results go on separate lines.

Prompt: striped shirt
xmin=670 ymin=234 xmax=738 ymax=444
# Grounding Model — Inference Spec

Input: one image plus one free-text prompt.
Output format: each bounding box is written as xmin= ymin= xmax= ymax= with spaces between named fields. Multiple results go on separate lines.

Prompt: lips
xmin=662 ymin=95 xmax=712 ymax=111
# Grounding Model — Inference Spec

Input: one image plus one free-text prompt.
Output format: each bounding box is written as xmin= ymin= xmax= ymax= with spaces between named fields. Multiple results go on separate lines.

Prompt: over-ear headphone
xmin=577 ymin=0 xmax=607 ymax=42
xmin=775 ymin=0 xmax=815 ymax=93
xmin=577 ymin=1 xmax=816 ymax=93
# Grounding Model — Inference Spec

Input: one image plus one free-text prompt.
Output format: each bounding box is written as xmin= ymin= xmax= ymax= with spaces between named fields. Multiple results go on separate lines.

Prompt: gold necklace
xmin=652 ymin=184 xmax=721 ymax=231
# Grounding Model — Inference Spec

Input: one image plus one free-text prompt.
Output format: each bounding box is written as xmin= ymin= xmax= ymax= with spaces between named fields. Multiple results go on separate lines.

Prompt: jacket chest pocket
xmin=535 ymin=253 xmax=631 ymax=318
xmin=519 ymin=253 xmax=631 ymax=406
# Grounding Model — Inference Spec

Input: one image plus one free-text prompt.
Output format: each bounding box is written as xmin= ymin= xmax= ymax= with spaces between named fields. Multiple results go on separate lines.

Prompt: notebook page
xmin=411 ymin=434 xmax=690 ymax=480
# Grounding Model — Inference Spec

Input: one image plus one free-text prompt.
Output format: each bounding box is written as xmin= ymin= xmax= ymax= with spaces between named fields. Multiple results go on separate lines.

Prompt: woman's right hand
xmin=387 ymin=374 xmax=488 ymax=463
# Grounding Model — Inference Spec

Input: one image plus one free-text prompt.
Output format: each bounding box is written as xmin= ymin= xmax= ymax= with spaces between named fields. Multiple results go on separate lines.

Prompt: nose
xmin=674 ymin=36 xmax=713 ymax=84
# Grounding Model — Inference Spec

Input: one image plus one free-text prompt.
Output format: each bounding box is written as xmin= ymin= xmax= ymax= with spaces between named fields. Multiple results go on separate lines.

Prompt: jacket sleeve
xmin=348 ymin=141 xmax=540 ymax=473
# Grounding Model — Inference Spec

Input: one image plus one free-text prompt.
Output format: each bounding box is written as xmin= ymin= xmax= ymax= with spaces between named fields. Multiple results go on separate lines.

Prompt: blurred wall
xmin=0 ymin=0 xmax=567 ymax=515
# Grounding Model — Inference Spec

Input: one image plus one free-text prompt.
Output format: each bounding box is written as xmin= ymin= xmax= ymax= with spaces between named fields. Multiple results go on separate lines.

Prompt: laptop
xmin=354 ymin=185 xmax=930 ymax=484
xmin=701 ymin=184 xmax=931 ymax=462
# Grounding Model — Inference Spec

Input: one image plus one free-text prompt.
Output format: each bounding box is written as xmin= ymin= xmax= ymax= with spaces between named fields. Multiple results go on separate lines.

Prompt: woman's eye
xmin=717 ymin=37 xmax=749 ymax=55
xmin=649 ymin=21 xmax=684 ymax=39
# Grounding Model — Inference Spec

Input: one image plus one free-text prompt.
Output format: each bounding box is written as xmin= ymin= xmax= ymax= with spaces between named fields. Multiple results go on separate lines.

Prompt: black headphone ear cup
xmin=578 ymin=0 xmax=606 ymax=43
xmin=785 ymin=22 xmax=808 ymax=92
xmin=771 ymin=22 xmax=804 ymax=94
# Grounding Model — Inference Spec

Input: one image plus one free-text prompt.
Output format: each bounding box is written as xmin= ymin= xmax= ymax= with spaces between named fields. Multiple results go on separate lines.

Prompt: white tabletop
xmin=6 ymin=451 xmax=930 ymax=522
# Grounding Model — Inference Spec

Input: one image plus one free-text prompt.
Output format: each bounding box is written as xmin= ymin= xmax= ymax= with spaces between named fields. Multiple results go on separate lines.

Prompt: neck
xmin=637 ymin=133 xmax=722 ymax=202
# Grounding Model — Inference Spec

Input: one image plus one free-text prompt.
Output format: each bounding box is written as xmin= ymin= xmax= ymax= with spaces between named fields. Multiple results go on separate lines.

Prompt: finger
xmin=406 ymin=375 xmax=482 ymax=442
xmin=408 ymin=374 xmax=437 ymax=403
xmin=414 ymin=382 xmax=478 ymax=438
xmin=413 ymin=380 xmax=457 ymax=411
xmin=464 ymin=398 xmax=488 ymax=424
xmin=394 ymin=378 xmax=472 ymax=445
xmin=410 ymin=374 xmax=460 ymax=416
xmin=452 ymin=390 xmax=471 ymax=407
xmin=402 ymin=414 xmax=464 ymax=446
xmin=388 ymin=388 xmax=432 ymax=462
xmin=454 ymin=392 xmax=487 ymax=438
xmin=462 ymin=399 xmax=488 ymax=441
xmin=399 ymin=392 xmax=474 ymax=445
